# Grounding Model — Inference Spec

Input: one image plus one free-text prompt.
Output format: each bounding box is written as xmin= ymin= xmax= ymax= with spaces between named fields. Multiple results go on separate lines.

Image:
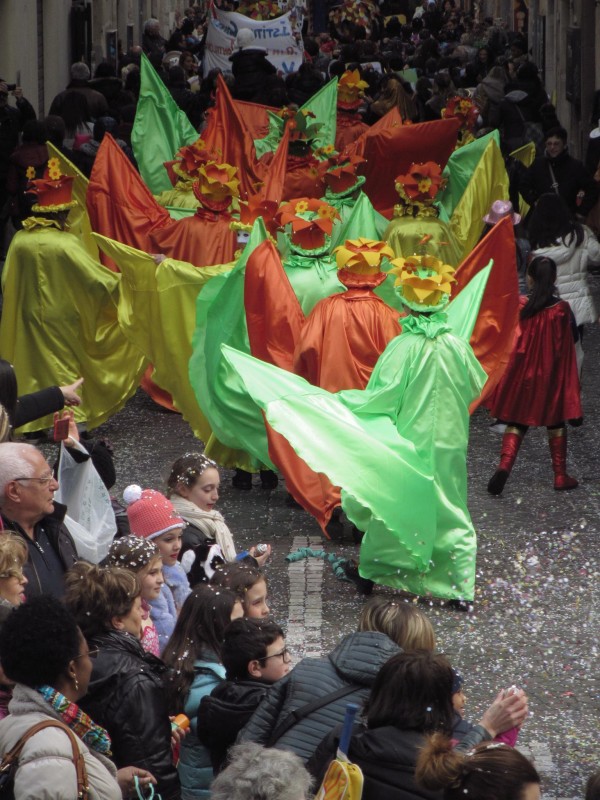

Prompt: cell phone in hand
xmin=53 ymin=416 xmax=70 ymax=441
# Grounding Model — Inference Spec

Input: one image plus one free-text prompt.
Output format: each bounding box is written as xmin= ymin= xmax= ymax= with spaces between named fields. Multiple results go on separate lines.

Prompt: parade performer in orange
xmin=335 ymin=70 xmax=369 ymax=153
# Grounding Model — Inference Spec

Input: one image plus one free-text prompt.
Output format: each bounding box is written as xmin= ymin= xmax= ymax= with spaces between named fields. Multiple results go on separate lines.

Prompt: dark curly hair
xmin=0 ymin=595 xmax=81 ymax=687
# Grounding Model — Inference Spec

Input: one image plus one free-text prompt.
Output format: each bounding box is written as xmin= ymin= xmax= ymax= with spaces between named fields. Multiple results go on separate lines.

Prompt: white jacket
xmin=0 ymin=684 xmax=121 ymax=800
xmin=533 ymin=227 xmax=600 ymax=325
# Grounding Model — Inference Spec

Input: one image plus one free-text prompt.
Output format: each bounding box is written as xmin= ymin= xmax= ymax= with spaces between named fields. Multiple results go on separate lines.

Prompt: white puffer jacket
xmin=533 ymin=227 xmax=600 ymax=325
xmin=0 ymin=684 xmax=121 ymax=800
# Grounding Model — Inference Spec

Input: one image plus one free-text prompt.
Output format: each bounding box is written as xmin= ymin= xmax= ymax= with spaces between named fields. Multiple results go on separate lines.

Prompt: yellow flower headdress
xmin=389 ymin=254 xmax=456 ymax=312
xmin=337 ymin=70 xmax=369 ymax=110
xmin=334 ymin=238 xmax=394 ymax=275
xmin=27 ymin=158 xmax=77 ymax=212
xmin=193 ymin=161 xmax=240 ymax=212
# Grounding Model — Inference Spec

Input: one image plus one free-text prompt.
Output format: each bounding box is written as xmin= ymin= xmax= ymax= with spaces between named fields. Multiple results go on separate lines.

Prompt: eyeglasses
xmin=13 ymin=473 xmax=55 ymax=486
xmin=260 ymin=647 xmax=292 ymax=664
xmin=74 ymin=648 xmax=99 ymax=661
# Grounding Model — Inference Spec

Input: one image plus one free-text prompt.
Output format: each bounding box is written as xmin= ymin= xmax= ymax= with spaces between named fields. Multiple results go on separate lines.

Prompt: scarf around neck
xmin=37 ymin=684 xmax=112 ymax=755
xmin=170 ymin=495 xmax=237 ymax=561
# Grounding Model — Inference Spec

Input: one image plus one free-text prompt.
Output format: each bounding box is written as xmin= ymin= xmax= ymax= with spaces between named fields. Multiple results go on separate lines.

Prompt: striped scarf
xmin=37 ymin=685 xmax=112 ymax=755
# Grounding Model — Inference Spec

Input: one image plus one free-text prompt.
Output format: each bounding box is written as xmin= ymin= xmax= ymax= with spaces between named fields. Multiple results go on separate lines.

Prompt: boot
xmin=232 ymin=469 xmax=253 ymax=490
xmin=487 ymin=427 xmax=525 ymax=495
xmin=548 ymin=428 xmax=578 ymax=490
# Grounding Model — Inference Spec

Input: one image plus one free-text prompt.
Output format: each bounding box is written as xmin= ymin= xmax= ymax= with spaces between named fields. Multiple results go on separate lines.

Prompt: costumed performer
xmin=154 ymin=138 xmax=212 ymax=211
xmin=487 ymin=256 xmax=582 ymax=495
xmin=442 ymin=95 xmax=480 ymax=149
xmin=335 ymin=70 xmax=369 ymax=153
xmin=384 ymin=162 xmax=462 ymax=266
xmin=294 ymin=237 xmax=402 ymax=392
xmin=319 ymin=151 xmax=386 ymax=234
xmin=150 ymin=160 xmax=240 ymax=267
xmin=0 ymin=159 xmax=146 ymax=433
xmin=221 ymin=253 xmax=490 ymax=605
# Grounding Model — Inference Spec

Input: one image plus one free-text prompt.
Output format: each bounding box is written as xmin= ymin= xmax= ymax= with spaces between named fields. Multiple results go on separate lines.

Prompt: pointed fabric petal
xmin=87 ymin=135 xmax=171 ymax=269
xmin=46 ymin=141 xmax=98 ymax=261
xmin=94 ymin=233 xmax=232 ymax=440
xmin=131 ymin=53 xmax=198 ymax=194
xmin=344 ymin=115 xmax=460 ymax=217
xmin=300 ymin=77 xmax=338 ymax=151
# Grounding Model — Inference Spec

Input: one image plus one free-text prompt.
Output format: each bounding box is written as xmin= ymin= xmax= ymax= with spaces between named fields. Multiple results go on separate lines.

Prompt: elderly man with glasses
xmin=0 ymin=442 xmax=77 ymax=598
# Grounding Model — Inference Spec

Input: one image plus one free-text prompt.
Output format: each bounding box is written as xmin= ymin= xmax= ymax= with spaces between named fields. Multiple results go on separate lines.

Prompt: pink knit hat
xmin=123 ymin=485 xmax=184 ymax=540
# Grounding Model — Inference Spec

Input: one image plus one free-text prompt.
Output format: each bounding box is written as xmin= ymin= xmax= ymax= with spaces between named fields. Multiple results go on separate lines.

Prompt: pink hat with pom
xmin=123 ymin=485 xmax=184 ymax=540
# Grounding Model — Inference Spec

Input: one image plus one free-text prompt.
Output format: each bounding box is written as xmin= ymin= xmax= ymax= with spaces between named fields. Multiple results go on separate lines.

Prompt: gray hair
xmin=70 ymin=62 xmax=91 ymax=81
xmin=0 ymin=443 xmax=37 ymax=505
xmin=144 ymin=18 xmax=160 ymax=32
xmin=211 ymin=743 xmax=313 ymax=800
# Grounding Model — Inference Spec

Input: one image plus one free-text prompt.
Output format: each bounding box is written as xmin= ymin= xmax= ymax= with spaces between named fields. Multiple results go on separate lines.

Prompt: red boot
xmin=548 ymin=428 xmax=578 ymax=490
xmin=488 ymin=427 xmax=525 ymax=495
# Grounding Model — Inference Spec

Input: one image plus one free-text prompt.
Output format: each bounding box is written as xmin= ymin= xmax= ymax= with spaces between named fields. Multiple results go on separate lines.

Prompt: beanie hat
xmin=123 ymin=485 xmax=184 ymax=540
xmin=236 ymin=28 xmax=255 ymax=50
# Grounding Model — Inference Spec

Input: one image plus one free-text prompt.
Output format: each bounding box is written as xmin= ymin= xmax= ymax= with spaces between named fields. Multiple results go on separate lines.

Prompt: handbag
xmin=0 ymin=720 xmax=89 ymax=799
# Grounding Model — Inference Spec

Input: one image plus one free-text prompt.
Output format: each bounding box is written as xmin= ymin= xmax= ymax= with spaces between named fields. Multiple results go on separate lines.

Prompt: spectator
xmin=0 ymin=532 xmax=28 ymax=718
xmin=211 ymin=743 xmax=313 ymax=800
xmin=167 ymin=66 xmax=205 ymax=129
xmin=416 ymin=737 xmax=541 ymax=800
xmin=48 ymin=62 xmax=109 ymax=121
xmin=197 ymin=618 xmax=291 ymax=773
xmin=6 ymin=119 xmax=48 ymax=225
xmin=0 ymin=442 xmax=78 ymax=598
xmin=229 ymin=29 xmax=276 ymax=103
xmin=0 ymin=596 xmax=156 ymax=799
xmin=586 ymin=771 xmax=600 ymax=800
xmin=89 ymin=62 xmax=136 ymax=119
xmin=521 ymin=127 xmax=599 ymax=218
xmin=142 ymin=18 xmax=167 ymax=60
xmin=65 ymin=562 xmax=180 ymax=799
xmin=57 ymin=91 xmax=94 ymax=150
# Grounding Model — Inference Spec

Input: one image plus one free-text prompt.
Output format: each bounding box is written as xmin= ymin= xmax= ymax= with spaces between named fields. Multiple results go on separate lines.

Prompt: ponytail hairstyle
xmin=64 ymin=562 xmax=140 ymax=640
xmin=162 ymin=584 xmax=240 ymax=712
xmin=521 ymin=256 xmax=557 ymax=320
xmin=416 ymin=734 xmax=541 ymax=800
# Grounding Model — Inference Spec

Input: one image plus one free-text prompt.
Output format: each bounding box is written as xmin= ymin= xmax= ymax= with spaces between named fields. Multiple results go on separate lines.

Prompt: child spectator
xmin=162 ymin=584 xmax=243 ymax=800
xmin=124 ymin=485 xmax=191 ymax=652
xmin=197 ymin=619 xmax=291 ymax=773
xmin=106 ymin=535 xmax=164 ymax=657
xmin=451 ymin=669 xmax=521 ymax=747
xmin=211 ymin=562 xmax=270 ymax=619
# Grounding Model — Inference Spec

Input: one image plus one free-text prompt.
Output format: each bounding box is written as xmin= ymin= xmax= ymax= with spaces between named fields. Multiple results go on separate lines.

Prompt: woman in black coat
xmin=65 ymin=563 xmax=181 ymax=800
xmin=229 ymin=28 xmax=276 ymax=103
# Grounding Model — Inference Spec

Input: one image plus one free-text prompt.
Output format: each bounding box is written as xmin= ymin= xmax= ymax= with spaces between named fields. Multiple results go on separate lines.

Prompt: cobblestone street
xmin=61 ymin=311 xmax=600 ymax=800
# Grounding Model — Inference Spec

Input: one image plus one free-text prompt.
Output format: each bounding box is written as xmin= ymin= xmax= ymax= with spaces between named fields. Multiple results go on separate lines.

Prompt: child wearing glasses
xmin=197 ymin=619 xmax=291 ymax=774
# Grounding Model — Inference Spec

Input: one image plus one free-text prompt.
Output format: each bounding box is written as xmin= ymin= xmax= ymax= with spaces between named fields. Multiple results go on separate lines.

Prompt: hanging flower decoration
xmin=337 ymin=70 xmax=369 ymax=110
xmin=334 ymin=238 xmax=395 ymax=274
xmin=47 ymin=158 xmax=62 ymax=181
xmin=389 ymin=254 xmax=456 ymax=311
xmin=193 ymin=161 xmax=240 ymax=211
xmin=442 ymin=96 xmax=479 ymax=132
xmin=237 ymin=0 xmax=283 ymax=20
xmin=277 ymin=197 xmax=340 ymax=251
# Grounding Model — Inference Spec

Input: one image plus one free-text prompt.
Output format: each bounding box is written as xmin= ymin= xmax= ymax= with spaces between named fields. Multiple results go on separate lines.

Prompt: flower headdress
xmin=277 ymin=197 xmax=340 ymax=254
xmin=394 ymin=162 xmax=445 ymax=218
xmin=27 ymin=158 xmax=77 ymax=212
xmin=319 ymin=152 xmax=366 ymax=198
xmin=334 ymin=238 xmax=395 ymax=275
xmin=337 ymin=69 xmax=369 ymax=111
xmin=389 ymin=253 xmax=456 ymax=312
xmin=277 ymin=106 xmax=322 ymax=157
xmin=192 ymin=161 xmax=240 ymax=213
xmin=231 ymin=196 xmax=280 ymax=239
xmin=164 ymin=138 xmax=217 ymax=185
xmin=442 ymin=96 xmax=479 ymax=146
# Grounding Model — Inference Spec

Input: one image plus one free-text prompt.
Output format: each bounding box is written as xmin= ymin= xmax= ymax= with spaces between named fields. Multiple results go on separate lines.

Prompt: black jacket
xmin=2 ymin=502 xmax=78 ymax=598
xmin=229 ymin=49 xmax=276 ymax=102
xmin=197 ymin=679 xmax=270 ymax=773
xmin=521 ymin=148 xmax=599 ymax=216
xmin=309 ymin=724 xmax=442 ymax=800
xmin=81 ymin=630 xmax=180 ymax=799
xmin=14 ymin=386 xmax=65 ymax=429
xmin=237 ymin=631 xmax=401 ymax=762
xmin=0 ymin=98 xmax=36 ymax=181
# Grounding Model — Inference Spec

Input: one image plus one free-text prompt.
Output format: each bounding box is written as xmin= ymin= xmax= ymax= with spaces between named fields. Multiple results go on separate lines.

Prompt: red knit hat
xmin=123 ymin=485 xmax=184 ymax=540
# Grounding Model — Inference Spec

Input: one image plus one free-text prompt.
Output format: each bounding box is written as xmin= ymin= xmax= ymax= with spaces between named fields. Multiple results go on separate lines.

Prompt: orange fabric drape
xmin=335 ymin=111 xmax=369 ymax=153
xmin=454 ymin=215 xmax=520 ymax=408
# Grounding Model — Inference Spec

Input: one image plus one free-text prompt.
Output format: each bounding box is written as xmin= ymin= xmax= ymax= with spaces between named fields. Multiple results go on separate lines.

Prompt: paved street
xmin=58 ymin=312 xmax=600 ymax=799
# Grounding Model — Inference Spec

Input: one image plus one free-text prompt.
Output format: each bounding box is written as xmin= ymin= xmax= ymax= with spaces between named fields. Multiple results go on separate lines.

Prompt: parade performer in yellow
xmin=0 ymin=159 xmax=146 ymax=432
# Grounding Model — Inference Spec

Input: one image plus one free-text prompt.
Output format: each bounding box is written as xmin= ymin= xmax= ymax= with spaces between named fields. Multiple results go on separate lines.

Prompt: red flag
xmin=454 ymin=215 xmax=520 ymax=408
xmin=345 ymin=115 xmax=461 ymax=217
xmin=87 ymin=135 xmax=171 ymax=270
xmin=244 ymin=240 xmax=340 ymax=534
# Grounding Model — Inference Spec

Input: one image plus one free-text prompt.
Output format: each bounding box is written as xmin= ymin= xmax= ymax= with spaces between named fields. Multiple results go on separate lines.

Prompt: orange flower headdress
xmin=231 ymin=196 xmax=280 ymax=239
xmin=337 ymin=69 xmax=369 ymax=111
xmin=442 ymin=96 xmax=479 ymax=142
xmin=394 ymin=162 xmax=445 ymax=218
xmin=27 ymin=158 xmax=76 ymax=212
xmin=389 ymin=254 xmax=456 ymax=312
xmin=164 ymin=138 xmax=217 ymax=186
xmin=193 ymin=161 xmax=240 ymax=213
xmin=277 ymin=197 xmax=340 ymax=254
xmin=319 ymin=152 xmax=366 ymax=198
